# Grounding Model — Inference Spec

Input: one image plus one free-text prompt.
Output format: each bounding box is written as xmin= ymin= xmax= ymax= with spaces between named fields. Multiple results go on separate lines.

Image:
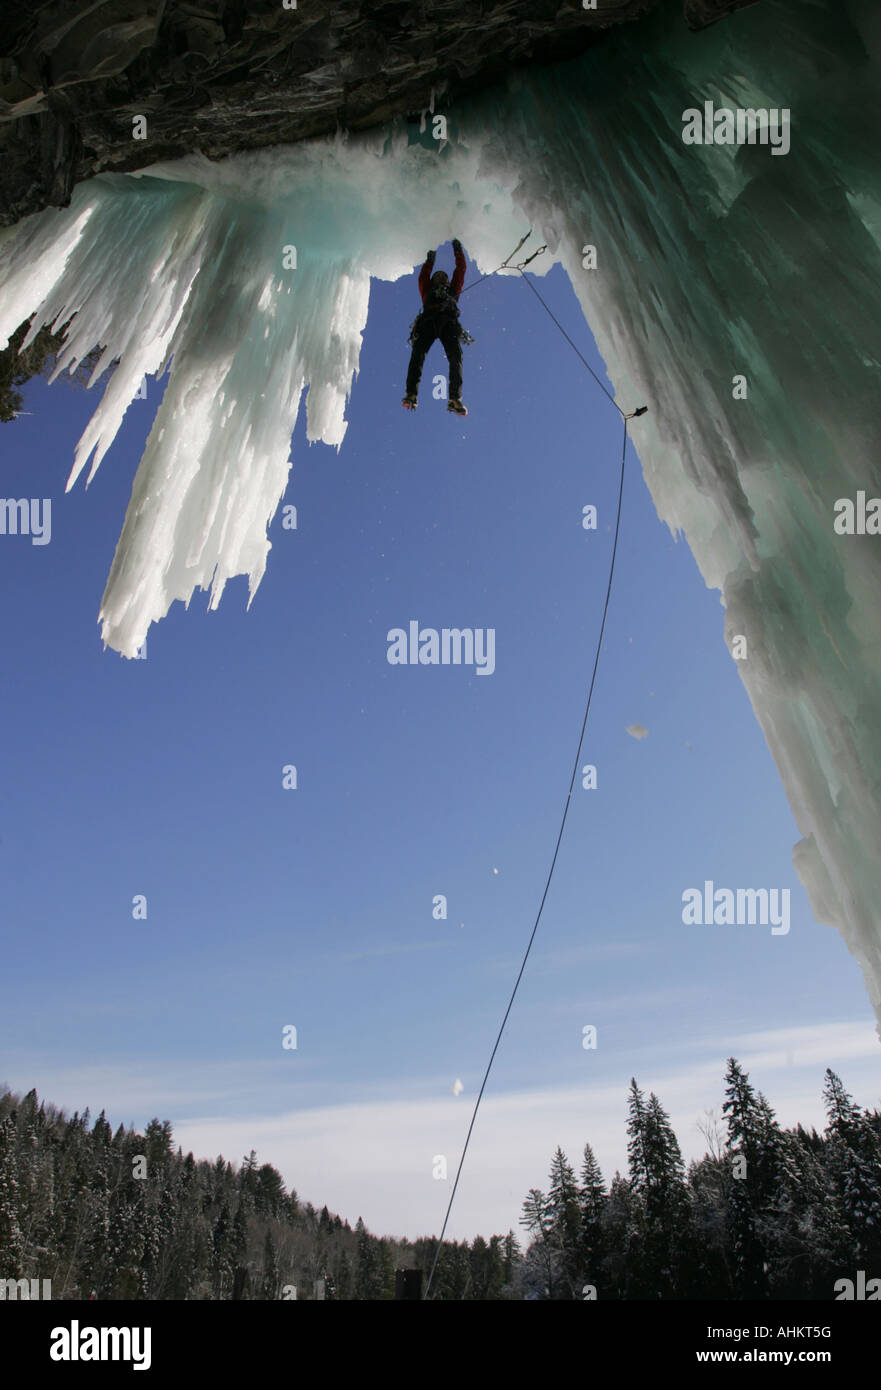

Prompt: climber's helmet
xmin=430 ymin=270 xmax=449 ymax=287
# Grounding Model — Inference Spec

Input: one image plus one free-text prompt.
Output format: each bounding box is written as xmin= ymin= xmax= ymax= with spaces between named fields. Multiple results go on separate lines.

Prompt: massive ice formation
xmin=1 ymin=0 xmax=880 ymax=1026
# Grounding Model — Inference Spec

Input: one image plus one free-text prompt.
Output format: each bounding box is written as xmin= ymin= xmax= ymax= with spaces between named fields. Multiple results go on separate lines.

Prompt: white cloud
xmin=6 ymin=1020 xmax=878 ymax=1242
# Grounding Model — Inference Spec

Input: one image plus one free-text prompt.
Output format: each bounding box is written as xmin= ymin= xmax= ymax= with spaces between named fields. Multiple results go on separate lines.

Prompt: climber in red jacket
xmin=402 ymin=239 xmax=472 ymax=416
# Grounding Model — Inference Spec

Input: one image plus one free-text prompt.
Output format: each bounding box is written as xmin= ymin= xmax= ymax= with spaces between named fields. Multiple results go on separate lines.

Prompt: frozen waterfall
xmin=1 ymin=0 xmax=881 ymax=1027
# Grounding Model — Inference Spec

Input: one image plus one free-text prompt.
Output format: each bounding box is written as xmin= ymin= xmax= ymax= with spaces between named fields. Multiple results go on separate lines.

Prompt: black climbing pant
xmin=406 ymin=315 xmax=463 ymax=400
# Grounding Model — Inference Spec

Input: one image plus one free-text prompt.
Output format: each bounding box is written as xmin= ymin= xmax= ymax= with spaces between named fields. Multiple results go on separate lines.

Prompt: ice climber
xmin=402 ymin=239 xmax=473 ymax=416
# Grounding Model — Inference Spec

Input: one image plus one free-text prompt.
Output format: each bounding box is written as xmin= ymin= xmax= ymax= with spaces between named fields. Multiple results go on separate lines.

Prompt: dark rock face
xmin=0 ymin=0 xmax=647 ymax=226
xmin=0 ymin=0 xmax=759 ymax=228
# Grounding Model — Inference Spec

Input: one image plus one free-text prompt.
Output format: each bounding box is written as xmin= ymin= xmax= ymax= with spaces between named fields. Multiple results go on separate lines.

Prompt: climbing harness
xmin=408 ymin=274 xmax=475 ymax=347
xmin=407 ymin=310 xmax=475 ymax=348
xmin=423 ymin=233 xmax=648 ymax=1300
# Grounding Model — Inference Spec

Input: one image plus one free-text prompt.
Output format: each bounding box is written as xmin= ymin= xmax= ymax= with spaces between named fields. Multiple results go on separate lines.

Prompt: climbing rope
xmin=422 ymin=258 xmax=646 ymax=1299
xmin=459 ymin=233 xmax=648 ymax=418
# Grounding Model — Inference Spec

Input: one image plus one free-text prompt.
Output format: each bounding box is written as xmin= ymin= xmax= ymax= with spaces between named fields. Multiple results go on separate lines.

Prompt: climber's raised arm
xmin=418 ymin=249 xmax=436 ymax=302
xmin=450 ymin=239 xmax=466 ymax=298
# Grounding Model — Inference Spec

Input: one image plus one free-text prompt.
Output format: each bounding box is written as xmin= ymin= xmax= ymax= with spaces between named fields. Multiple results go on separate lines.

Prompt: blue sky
xmin=1 ymin=253 xmax=877 ymax=1240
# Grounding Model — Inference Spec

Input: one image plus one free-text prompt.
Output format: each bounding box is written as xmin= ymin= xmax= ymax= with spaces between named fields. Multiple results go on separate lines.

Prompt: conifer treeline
xmin=0 ymin=1060 xmax=878 ymax=1299
xmin=0 ymin=318 xmax=103 ymax=422
xmin=0 ymin=1088 xmax=517 ymax=1299
xmin=519 ymin=1061 xmax=881 ymax=1299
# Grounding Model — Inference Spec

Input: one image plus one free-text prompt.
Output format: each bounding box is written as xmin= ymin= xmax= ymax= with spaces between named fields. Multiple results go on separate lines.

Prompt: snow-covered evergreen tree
xmin=545 ymin=1147 xmax=581 ymax=1298
xmin=822 ymin=1069 xmax=881 ymax=1268
xmin=579 ymin=1142 xmax=606 ymax=1292
xmin=0 ymin=1115 xmax=23 ymax=1274
xmin=722 ymin=1058 xmax=781 ymax=1298
xmin=520 ymin=1186 xmax=555 ymax=1298
xmin=683 ymin=1154 xmax=732 ymax=1298
xmin=626 ymin=1079 xmax=648 ymax=1193
xmin=354 ymin=1215 xmax=388 ymax=1299
xmin=643 ymin=1094 xmax=686 ymax=1223
xmin=640 ymin=1092 xmax=688 ymax=1296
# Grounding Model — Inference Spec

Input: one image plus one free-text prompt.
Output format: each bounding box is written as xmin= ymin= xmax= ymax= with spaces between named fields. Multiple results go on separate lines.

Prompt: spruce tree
xmin=144 ymin=1119 xmax=174 ymax=1172
xmin=626 ymin=1079 xmax=648 ymax=1193
xmin=641 ymin=1093 xmax=687 ymax=1296
xmin=579 ymin=1143 xmax=606 ymax=1295
xmin=643 ymin=1095 xmax=686 ymax=1220
xmin=354 ymin=1217 xmax=386 ymax=1299
xmin=624 ymin=1081 xmax=652 ymax=1294
xmin=520 ymin=1187 xmax=554 ymax=1297
xmin=823 ymin=1069 xmax=881 ymax=1268
xmin=255 ymin=1163 xmax=285 ymax=1219
xmin=546 ymin=1147 xmax=581 ymax=1298
xmin=722 ymin=1058 xmax=780 ymax=1297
